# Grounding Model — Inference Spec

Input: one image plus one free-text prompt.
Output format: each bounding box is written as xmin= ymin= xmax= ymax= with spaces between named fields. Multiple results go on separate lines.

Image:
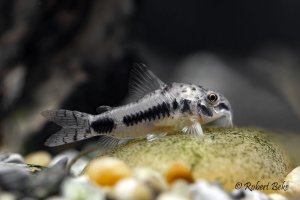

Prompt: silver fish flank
xmin=42 ymin=64 xmax=233 ymax=147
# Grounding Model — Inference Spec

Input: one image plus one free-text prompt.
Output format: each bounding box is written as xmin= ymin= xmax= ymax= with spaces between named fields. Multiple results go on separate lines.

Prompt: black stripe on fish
xmin=197 ymin=103 xmax=213 ymax=117
xmin=160 ymin=85 xmax=170 ymax=95
xmin=180 ymin=99 xmax=192 ymax=114
xmin=172 ymin=100 xmax=179 ymax=110
xmin=123 ymin=102 xmax=171 ymax=126
xmin=217 ymin=103 xmax=230 ymax=111
xmin=91 ymin=118 xmax=115 ymax=133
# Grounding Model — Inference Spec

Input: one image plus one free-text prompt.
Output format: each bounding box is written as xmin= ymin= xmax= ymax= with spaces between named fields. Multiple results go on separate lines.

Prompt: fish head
xmin=197 ymin=89 xmax=233 ymax=127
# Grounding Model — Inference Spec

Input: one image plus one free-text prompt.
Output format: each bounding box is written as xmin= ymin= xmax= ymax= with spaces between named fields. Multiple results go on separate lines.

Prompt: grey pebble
xmin=0 ymin=153 xmax=24 ymax=164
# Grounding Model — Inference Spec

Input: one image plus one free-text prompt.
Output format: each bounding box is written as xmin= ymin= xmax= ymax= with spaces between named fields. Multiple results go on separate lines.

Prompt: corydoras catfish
xmin=42 ymin=64 xmax=233 ymax=147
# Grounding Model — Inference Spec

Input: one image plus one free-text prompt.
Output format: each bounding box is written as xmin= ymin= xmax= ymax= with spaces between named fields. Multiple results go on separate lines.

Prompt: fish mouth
xmin=204 ymin=115 xmax=233 ymax=127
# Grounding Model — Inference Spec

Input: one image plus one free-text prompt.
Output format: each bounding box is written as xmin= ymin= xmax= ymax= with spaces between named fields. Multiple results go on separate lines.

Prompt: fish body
xmin=42 ymin=64 xmax=232 ymax=147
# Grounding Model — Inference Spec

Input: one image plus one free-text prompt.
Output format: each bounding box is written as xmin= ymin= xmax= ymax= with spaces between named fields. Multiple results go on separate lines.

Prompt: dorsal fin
xmin=128 ymin=63 xmax=166 ymax=101
xmin=96 ymin=105 xmax=112 ymax=114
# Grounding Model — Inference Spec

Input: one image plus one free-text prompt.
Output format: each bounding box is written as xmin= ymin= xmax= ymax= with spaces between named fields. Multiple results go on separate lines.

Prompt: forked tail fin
xmin=41 ymin=110 xmax=98 ymax=147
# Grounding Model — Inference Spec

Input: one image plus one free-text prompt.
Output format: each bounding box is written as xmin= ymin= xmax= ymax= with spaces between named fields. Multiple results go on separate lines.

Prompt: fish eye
xmin=207 ymin=93 xmax=218 ymax=103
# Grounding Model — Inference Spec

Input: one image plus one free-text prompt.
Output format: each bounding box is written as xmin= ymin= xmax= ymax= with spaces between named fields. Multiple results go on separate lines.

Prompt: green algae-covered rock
xmin=104 ymin=128 xmax=294 ymax=192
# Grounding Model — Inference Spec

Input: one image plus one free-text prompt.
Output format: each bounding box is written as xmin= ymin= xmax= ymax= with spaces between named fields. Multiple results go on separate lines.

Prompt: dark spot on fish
xmin=91 ymin=118 xmax=115 ymax=133
xmin=217 ymin=103 xmax=230 ymax=111
xmin=182 ymin=89 xmax=187 ymax=93
xmin=73 ymin=112 xmax=78 ymax=126
xmin=181 ymin=99 xmax=192 ymax=114
xmin=197 ymin=103 xmax=213 ymax=117
xmin=123 ymin=102 xmax=171 ymax=126
xmin=164 ymin=85 xmax=170 ymax=91
xmin=73 ymin=129 xmax=78 ymax=141
xmin=192 ymin=87 xmax=196 ymax=91
xmin=172 ymin=100 xmax=179 ymax=110
xmin=161 ymin=85 xmax=170 ymax=95
xmin=86 ymin=121 xmax=91 ymax=133
xmin=180 ymin=84 xmax=183 ymax=87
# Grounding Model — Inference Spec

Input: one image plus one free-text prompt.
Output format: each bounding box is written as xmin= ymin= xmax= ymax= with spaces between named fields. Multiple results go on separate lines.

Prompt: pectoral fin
xmin=97 ymin=135 xmax=130 ymax=150
xmin=182 ymin=122 xmax=203 ymax=137
xmin=146 ymin=132 xmax=167 ymax=142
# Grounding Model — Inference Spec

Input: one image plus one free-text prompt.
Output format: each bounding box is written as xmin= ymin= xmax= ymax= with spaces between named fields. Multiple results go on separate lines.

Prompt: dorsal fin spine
xmin=128 ymin=63 xmax=166 ymax=101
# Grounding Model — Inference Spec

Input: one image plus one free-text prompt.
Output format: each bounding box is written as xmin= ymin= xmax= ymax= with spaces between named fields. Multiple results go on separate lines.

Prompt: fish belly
xmin=111 ymin=116 xmax=191 ymax=139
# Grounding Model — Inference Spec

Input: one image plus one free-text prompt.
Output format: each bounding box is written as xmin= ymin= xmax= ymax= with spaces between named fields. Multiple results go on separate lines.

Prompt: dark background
xmin=0 ymin=0 xmax=299 ymax=154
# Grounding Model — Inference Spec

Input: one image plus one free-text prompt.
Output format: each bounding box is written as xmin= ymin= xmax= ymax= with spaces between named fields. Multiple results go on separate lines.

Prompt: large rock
xmin=104 ymin=128 xmax=294 ymax=193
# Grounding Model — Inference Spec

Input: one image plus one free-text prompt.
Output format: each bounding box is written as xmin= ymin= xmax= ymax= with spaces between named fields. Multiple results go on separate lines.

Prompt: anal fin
xmin=97 ymin=135 xmax=130 ymax=150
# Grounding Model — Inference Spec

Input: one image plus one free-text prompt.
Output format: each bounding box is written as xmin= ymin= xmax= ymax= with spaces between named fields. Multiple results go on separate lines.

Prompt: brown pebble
xmin=25 ymin=151 xmax=52 ymax=166
xmin=165 ymin=161 xmax=194 ymax=184
xmin=85 ymin=157 xmax=132 ymax=187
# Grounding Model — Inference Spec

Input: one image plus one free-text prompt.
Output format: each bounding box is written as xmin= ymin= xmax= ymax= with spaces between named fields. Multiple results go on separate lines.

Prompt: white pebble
xmin=284 ymin=166 xmax=300 ymax=195
xmin=62 ymin=176 xmax=105 ymax=200
xmin=70 ymin=158 xmax=89 ymax=176
xmin=269 ymin=193 xmax=289 ymax=200
xmin=46 ymin=196 xmax=66 ymax=200
xmin=113 ymin=178 xmax=153 ymax=200
xmin=133 ymin=167 xmax=168 ymax=193
xmin=0 ymin=193 xmax=16 ymax=200
xmin=190 ymin=181 xmax=232 ymax=200
xmin=241 ymin=190 xmax=269 ymax=200
xmin=170 ymin=180 xmax=192 ymax=199
xmin=157 ymin=193 xmax=189 ymax=200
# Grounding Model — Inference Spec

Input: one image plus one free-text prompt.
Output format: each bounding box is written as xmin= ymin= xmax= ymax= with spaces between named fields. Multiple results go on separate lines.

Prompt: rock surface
xmin=104 ymin=128 xmax=294 ymax=193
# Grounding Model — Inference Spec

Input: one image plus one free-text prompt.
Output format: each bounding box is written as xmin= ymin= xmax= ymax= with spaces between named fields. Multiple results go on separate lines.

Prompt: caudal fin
xmin=44 ymin=128 xmax=98 ymax=147
xmin=42 ymin=109 xmax=97 ymax=147
xmin=41 ymin=110 xmax=91 ymax=128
